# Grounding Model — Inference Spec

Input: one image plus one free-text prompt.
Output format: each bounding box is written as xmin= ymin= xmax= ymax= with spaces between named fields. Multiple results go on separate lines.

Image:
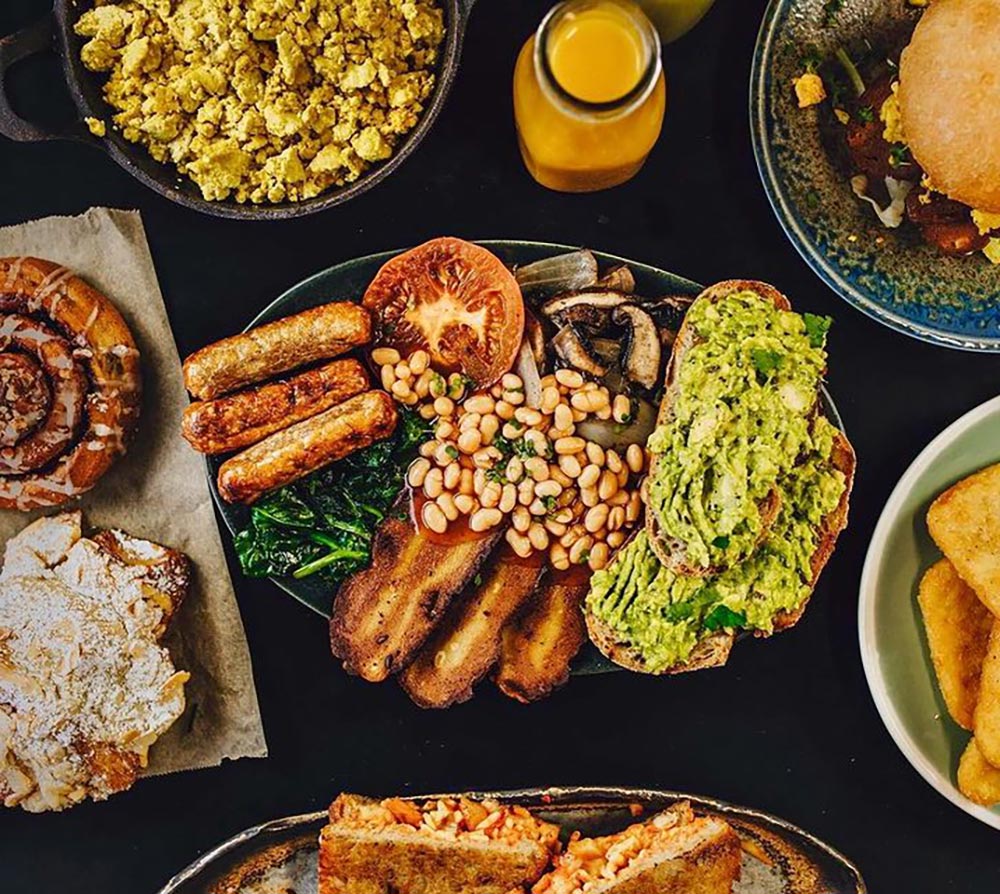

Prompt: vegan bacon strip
xmin=330 ymin=509 xmax=502 ymax=682
xmin=495 ymin=578 xmax=588 ymax=704
xmin=399 ymin=550 xmax=544 ymax=708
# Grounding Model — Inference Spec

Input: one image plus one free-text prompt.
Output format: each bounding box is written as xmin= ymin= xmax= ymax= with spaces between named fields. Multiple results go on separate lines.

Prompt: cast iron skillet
xmin=0 ymin=0 xmax=475 ymax=220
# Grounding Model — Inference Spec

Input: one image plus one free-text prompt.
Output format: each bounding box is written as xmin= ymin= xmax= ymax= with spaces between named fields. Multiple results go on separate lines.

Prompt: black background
xmin=2 ymin=0 xmax=997 ymax=891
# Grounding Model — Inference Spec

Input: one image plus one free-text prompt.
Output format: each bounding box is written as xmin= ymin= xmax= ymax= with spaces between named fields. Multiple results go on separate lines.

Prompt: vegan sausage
xmin=183 ymin=302 xmax=371 ymax=400
xmin=182 ymin=358 xmax=369 ymax=454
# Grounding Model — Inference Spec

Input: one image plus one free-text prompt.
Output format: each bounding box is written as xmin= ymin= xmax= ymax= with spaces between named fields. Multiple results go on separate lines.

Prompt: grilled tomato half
xmin=363 ymin=237 xmax=524 ymax=388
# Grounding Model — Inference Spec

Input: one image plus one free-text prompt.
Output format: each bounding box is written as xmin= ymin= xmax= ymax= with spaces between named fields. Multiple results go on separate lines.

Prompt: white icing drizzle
xmin=80 ymin=303 xmax=100 ymax=337
xmin=2 ymin=257 xmax=26 ymax=292
xmin=28 ymin=267 xmax=71 ymax=312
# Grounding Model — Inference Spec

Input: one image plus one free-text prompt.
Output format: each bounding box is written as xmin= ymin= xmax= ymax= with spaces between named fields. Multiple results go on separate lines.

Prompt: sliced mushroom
xmin=589 ymin=337 xmax=622 ymax=366
xmin=515 ymin=251 xmax=599 ymax=295
xmin=614 ymin=305 xmax=661 ymax=390
xmin=640 ymin=294 xmax=695 ymax=334
xmin=597 ymin=265 xmax=636 ymax=293
xmin=552 ymin=325 xmax=608 ymax=378
xmin=524 ymin=310 xmax=546 ymax=369
xmin=539 ymin=289 xmax=632 ymax=320
xmin=549 ymin=302 xmax=612 ymax=332
xmin=589 ymin=338 xmax=625 ymax=392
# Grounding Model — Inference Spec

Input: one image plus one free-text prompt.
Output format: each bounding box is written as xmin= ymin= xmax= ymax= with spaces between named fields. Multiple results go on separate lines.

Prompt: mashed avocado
xmin=588 ymin=417 xmax=846 ymax=672
xmin=645 ymin=291 xmax=830 ymax=571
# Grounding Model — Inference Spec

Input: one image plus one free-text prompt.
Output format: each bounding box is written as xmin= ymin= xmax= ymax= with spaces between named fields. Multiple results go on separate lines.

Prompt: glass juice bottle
xmin=513 ymin=0 xmax=666 ymax=193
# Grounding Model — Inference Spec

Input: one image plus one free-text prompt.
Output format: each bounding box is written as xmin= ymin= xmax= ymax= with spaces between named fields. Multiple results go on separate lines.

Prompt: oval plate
xmin=751 ymin=0 xmax=1000 ymax=351
xmin=859 ymin=396 xmax=1000 ymax=829
xmin=209 ymin=240 xmax=843 ymax=621
xmin=157 ymin=786 xmax=866 ymax=894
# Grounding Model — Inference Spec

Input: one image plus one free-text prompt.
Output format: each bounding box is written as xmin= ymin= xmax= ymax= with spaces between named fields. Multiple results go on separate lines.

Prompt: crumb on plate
xmin=84 ymin=116 xmax=107 ymax=137
xmin=793 ymin=71 xmax=826 ymax=108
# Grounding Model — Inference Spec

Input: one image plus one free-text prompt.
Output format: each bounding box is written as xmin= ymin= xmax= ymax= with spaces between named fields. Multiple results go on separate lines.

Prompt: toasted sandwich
xmin=531 ymin=802 xmax=740 ymax=894
xmin=318 ymin=793 xmax=561 ymax=894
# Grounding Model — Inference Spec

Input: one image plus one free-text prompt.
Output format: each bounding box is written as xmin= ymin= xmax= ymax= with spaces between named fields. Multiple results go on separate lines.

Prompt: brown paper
xmin=0 ymin=207 xmax=267 ymax=775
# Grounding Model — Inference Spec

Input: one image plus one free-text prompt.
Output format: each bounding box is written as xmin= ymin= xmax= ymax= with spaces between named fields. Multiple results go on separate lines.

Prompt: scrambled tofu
xmin=75 ymin=0 xmax=445 ymax=204
xmin=793 ymin=71 xmax=826 ymax=108
xmin=972 ymin=209 xmax=1000 ymax=236
xmin=880 ymin=81 xmax=905 ymax=145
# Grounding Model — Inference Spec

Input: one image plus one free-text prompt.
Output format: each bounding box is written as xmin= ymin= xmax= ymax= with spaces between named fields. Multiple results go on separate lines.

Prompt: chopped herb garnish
xmin=803 ymin=313 xmax=833 ymax=348
xmin=444 ymin=445 xmax=459 ymax=460
xmin=857 ymin=105 xmax=874 ymax=123
xmin=822 ymin=0 xmax=844 ymax=26
xmin=703 ymin=605 xmax=747 ymax=632
xmin=711 ymin=535 xmax=731 ymax=550
xmin=542 ymin=495 xmax=558 ymax=512
xmin=513 ymin=438 xmax=537 ymax=459
xmin=888 ymin=144 xmax=911 ymax=168
xmin=751 ymin=348 xmax=783 ymax=377
xmin=800 ymin=44 xmax=823 ymax=73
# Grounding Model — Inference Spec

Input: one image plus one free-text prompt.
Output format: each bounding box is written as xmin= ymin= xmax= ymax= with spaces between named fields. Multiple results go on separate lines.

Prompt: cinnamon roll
xmin=0 ymin=258 xmax=141 ymax=510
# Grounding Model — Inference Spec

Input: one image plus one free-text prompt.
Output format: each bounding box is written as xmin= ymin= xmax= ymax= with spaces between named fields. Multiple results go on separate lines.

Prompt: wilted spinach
xmin=234 ymin=409 xmax=430 ymax=582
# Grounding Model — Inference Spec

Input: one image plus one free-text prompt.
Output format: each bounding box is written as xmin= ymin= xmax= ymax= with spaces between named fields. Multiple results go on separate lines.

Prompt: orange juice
xmin=548 ymin=4 xmax=646 ymax=102
xmin=513 ymin=0 xmax=666 ymax=193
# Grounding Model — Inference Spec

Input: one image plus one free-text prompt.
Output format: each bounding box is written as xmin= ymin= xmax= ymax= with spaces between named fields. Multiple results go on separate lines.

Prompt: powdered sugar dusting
xmin=0 ymin=512 xmax=189 ymax=813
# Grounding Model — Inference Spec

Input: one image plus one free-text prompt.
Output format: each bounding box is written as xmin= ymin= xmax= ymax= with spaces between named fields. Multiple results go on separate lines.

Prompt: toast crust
xmin=589 ymin=828 xmax=742 ymax=894
xmin=645 ymin=280 xmax=792 ymax=578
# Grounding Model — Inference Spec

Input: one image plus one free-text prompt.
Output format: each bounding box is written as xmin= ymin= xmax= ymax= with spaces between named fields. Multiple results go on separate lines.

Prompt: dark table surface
xmin=2 ymin=0 xmax=998 ymax=891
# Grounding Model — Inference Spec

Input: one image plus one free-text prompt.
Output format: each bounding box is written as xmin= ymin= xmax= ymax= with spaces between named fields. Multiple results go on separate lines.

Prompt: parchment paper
xmin=0 ymin=207 xmax=268 ymax=774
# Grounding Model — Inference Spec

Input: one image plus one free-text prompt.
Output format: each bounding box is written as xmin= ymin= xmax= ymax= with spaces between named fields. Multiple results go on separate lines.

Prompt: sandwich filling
xmin=328 ymin=794 xmax=560 ymax=850
xmin=531 ymin=803 xmax=727 ymax=894
xmin=645 ymin=290 xmax=830 ymax=571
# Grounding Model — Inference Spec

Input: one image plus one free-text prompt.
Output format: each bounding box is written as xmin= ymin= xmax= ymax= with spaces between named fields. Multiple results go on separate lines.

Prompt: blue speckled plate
xmin=751 ymin=0 xmax=1000 ymax=351
xmin=157 ymin=787 xmax=866 ymax=894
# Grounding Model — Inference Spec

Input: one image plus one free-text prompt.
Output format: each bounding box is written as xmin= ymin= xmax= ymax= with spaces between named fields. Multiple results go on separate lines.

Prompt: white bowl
xmin=859 ymin=396 xmax=1000 ymax=829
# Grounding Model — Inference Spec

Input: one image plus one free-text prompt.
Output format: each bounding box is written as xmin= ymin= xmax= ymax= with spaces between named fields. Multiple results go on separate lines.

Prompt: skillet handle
xmin=0 ymin=13 xmax=73 ymax=143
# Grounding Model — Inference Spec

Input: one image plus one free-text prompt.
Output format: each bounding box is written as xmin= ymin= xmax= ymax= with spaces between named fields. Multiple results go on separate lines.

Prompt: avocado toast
xmin=586 ymin=281 xmax=855 ymax=674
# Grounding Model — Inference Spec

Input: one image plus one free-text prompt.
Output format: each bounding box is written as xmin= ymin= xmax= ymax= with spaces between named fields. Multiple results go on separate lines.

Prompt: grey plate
xmin=751 ymin=0 xmax=1000 ymax=351
xmin=157 ymin=787 xmax=866 ymax=894
xmin=208 ymin=241 xmax=844 ymax=675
